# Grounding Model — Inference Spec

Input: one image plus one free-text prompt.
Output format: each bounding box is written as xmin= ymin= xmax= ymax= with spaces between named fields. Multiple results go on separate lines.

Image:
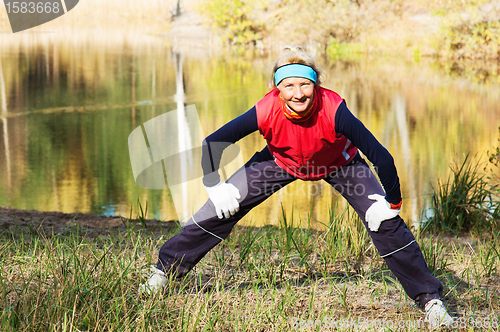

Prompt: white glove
xmin=205 ymin=182 xmax=241 ymax=219
xmin=365 ymin=194 xmax=401 ymax=232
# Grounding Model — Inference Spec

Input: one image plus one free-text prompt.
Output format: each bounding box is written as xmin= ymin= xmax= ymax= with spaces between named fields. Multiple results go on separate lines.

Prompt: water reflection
xmin=393 ymin=93 xmax=418 ymax=224
xmin=0 ymin=57 xmax=11 ymax=194
xmin=174 ymin=52 xmax=189 ymax=221
xmin=0 ymin=35 xmax=498 ymax=228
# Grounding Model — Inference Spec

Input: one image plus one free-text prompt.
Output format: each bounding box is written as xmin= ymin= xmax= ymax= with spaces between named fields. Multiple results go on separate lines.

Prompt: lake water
xmin=1 ymin=32 xmax=499 ymax=228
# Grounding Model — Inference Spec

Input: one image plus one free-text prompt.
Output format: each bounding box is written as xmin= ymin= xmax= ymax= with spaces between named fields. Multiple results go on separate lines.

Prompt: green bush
xmin=437 ymin=2 xmax=500 ymax=60
xmin=326 ymin=37 xmax=364 ymax=60
xmin=446 ymin=20 xmax=500 ymax=59
xmin=423 ymin=155 xmax=500 ymax=234
xmin=201 ymin=0 xmax=264 ymax=47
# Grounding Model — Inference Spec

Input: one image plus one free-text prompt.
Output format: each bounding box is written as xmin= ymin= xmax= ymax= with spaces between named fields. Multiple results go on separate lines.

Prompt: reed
xmin=423 ymin=154 xmax=500 ymax=234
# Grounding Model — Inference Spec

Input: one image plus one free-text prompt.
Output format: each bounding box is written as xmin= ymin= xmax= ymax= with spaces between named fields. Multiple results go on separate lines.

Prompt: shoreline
xmin=0 ymin=206 xmax=178 ymax=236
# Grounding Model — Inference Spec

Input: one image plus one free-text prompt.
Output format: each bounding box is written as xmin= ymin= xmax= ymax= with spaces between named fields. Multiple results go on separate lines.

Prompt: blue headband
xmin=274 ymin=64 xmax=317 ymax=86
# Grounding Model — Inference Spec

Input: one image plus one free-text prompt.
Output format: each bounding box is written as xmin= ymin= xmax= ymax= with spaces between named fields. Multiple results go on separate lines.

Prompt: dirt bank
xmin=0 ymin=206 xmax=177 ymax=237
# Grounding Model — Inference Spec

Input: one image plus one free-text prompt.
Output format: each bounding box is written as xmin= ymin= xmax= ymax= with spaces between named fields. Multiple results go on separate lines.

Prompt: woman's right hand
xmin=205 ymin=182 xmax=241 ymax=219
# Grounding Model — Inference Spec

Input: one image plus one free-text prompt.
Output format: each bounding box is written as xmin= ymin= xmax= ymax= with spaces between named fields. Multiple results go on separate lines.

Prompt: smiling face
xmin=277 ymin=77 xmax=315 ymax=113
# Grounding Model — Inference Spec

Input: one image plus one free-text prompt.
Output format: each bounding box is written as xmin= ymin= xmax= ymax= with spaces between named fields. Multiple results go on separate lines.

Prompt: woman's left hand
xmin=365 ymin=194 xmax=401 ymax=232
xmin=205 ymin=182 xmax=241 ymax=219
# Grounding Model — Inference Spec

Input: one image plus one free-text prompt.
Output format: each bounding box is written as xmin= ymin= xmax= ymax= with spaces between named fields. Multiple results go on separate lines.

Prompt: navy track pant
xmin=157 ymin=147 xmax=443 ymax=305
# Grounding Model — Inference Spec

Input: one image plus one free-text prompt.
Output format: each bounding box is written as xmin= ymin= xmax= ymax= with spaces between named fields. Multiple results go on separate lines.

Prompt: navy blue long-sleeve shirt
xmin=201 ymin=101 xmax=401 ymax=204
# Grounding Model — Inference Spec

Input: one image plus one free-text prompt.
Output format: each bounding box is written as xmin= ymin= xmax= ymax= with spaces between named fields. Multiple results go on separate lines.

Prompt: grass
xmin=1 ymin=206 xmax=499 ymax=331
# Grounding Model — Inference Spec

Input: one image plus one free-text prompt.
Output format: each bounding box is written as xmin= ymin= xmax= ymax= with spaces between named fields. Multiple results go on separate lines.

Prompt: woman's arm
xmin=334 ymin=102 xmax=402 ymax=205
xmin=202 ymin=106 xmax=258 ymax=186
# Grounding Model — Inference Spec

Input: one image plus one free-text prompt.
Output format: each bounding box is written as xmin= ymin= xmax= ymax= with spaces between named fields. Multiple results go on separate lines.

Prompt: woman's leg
xmin=157 ymin=147 xmax=296 ymax=278
xmin=323 ymin=157 xmax=443 ymax=306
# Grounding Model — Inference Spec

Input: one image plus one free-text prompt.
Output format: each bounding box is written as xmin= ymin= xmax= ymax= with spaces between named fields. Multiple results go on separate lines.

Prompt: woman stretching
xmin=141 ymin=45 xmax=453 ymax=329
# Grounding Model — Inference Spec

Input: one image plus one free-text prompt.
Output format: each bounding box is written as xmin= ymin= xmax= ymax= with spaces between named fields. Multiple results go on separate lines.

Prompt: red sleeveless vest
xmin=256 ymin=87 xmax=357 ymax=180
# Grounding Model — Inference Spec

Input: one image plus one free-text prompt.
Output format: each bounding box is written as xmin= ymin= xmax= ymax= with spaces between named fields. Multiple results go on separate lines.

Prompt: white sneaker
xmin=424 ymin=299 xmax=454 ymax=329
xmin=139 ymin=265 xmax=168 ymax=295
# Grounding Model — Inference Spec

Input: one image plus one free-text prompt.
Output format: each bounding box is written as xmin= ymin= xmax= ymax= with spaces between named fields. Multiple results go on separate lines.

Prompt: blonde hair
xmin=268 ymin=45 xmax=324 ymax=89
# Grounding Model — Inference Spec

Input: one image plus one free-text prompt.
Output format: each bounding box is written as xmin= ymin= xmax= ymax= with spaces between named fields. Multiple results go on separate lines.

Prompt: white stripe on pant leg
xmin=192 ymin=216 xmax=224 ymax=241
xmin=380 ymin=240 xmax=416 ymax=258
